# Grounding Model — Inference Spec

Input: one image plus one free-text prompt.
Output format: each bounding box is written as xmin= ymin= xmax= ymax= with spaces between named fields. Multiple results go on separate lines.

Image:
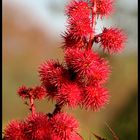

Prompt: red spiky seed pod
xmin=65 ymin=49 xmax=99 ymax=75
xmin=45 ymin=84 xmax=58 ymax=100
xmin=66 ymin=0 xmax=92 ymax=37
xmin=95 ymin=0 xmax=114 ymax=17
xmin=17 ymin=85 xmax=47 ymax=100
xmin=84 ymin=57 xmax=111 ymax=86
xmin=3 ymin=120 xmax=27 ymax=140
xmin=66 ymin=0 xmax=90 ymax=20
xmin=100 ymin=27 xmax=127 ymax=54
xmin=65 ymin=49 xmax=98 ymax=82
xmin=67 ymin=17 xmax=92 ymax=37
xmin=30 ymin=86 xmax=47 ymax=100
xmin=57 ymin=82 xmax=81 ymax=108
xmin=17 ymin=85 xmax=30 ymax=99
xmin=24 ymin=113 xmax=49 ymax=140
xmin=39 ymin=60 xmax=66 ymax=88
xmin=48 ymin=112 xmax=79 ymax=140
xmin=61 ymin=32 xmax=86 ymax=49
xmin=65 ymin=49 xmax=110 ymax=85
xmin=81 ymin=86 xmax=109 ymax=111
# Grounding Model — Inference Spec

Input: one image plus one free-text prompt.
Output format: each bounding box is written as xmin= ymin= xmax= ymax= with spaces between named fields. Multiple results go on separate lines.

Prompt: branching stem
xmin=47 ymin=102 xmax=64 ymax=118
xmin=88 ymin=0 xmax=97 ymax=49
xmin=29 ymin=97 xmax=35 ymax=115
xmin=52 ymin=103 xmax=63 ymax=115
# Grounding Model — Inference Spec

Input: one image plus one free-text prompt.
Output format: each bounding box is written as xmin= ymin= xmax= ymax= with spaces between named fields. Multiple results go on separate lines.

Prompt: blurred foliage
xmin=102 ymin=90 xmax=138 ymax=140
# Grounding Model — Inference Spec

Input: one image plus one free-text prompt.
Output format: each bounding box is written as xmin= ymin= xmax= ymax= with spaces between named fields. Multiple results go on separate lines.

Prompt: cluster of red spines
xmin=17 ymin=85 xmax=31 ymax=99
xmin=4 ymin=0 xmax=127 ymax=139
xmin=66 ymin=0 xmax=92 ymax=37
xmin=81 ymin=86 xmax=109 ymax=111
xmin=4 ymin=113 xmax=81 ymax=140
xmin=17 ymin=85 xmax=47 ymax=100
xmin=99 ymin=27 xmax=127 ymax=54
xmin=61 ymin=32 xmax=86 ymax=49
xmin=39 ymin=60 xmax=65 ymax=88
xmin=95 ymin=0 xmax=114 ymax=17
xmin=66 ymin=1 xmax=90 ymax=18
xmin=24 ymin=113 xmax=49 ymax=140
xmin=48 ymin=113 xmax=80 ymax=140
xmin=65 ymin=49 xmax=111 ymax=86
xmin=57 ymin=82 xmax=81 ymax=107
xmin=4 ymin=120 xmax=27 ymax=140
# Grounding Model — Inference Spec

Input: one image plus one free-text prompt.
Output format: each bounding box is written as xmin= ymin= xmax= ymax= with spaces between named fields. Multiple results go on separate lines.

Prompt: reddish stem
xmin=87 ymin=0 xmax=97 ymax=49
xmin=47 ymin=102 xmax=63 ymax=118
xmin=52 ymin=103 xmax=63 ymax=115
xmin=29 ymin=97 xmax=35 ymax=115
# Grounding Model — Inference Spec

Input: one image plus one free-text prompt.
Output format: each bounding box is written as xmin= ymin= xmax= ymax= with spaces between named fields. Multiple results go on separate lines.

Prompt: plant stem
xmin=47 ymin=102 xmax=63 ymax=118
xmin=29 ymin=97 xmax=35 ymax=115
xmin=52 ymin=102 xmax=63 ymax=115
xmin=88 ymin=0 xmax=97 ymax=49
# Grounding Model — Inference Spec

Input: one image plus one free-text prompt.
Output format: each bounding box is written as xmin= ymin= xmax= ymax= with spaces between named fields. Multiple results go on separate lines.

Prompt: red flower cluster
xmin=38 ymin=48 xmax=110 ymax=109
xmin=4 ymin=113 xmax=81 ymax=140
xmin=65 ymin=49 xmax=111 ymax=85
xmin=4 ymin=0 xmax=127 ymax=139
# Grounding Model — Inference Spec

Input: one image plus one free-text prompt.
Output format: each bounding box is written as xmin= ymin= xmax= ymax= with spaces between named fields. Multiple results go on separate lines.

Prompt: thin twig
xmin=29 ymin=97 xmax=35 ymax=115
xmin=91 ymin=132 xmax=107 ymax=140
xmin=88 ymin=0 xmax=97 ymax=49
xmin=105 ymin=122 xmax=119 ymax=140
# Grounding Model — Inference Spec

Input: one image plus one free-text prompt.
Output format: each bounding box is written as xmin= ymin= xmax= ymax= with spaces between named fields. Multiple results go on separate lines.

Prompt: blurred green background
xmin=2 ymin=0 xmax=138 ymax=139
